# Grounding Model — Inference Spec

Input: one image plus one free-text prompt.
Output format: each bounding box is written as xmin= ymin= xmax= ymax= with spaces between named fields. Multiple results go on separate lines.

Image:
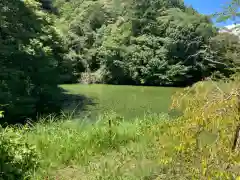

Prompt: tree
xmin=0 ymin=0 xmax=65 ymax=123
xmin=52 ymin=0 xmax=223 ymax=86
xmin=96 ymin=0 xmax=219 ymax=86
xmin=210 ymin=32 xmax=240 ymax=67
xmin=215 ymin=0 xmax=240 ymax=24
xmin=53 ymin=0 xmax=239 ymax=86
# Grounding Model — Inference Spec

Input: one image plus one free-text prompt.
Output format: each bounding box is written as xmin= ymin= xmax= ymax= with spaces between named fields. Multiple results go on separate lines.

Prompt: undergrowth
xmin=23 ymin=113 xmax=170 ymax=179
xmin=0 ymin=126 xmax=39 ymax=180
xmin=160 ymin=75 xmax=240 ymax=179
xmin=2 ymin=76 xmax=240 ymax=179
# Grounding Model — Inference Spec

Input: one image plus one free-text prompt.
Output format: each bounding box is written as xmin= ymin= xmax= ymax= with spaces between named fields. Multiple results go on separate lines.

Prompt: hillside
xmin=51 ymin=0 xmax=233 ymax=86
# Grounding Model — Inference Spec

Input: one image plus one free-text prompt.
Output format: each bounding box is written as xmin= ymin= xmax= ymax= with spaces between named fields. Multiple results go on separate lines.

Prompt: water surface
xmin=60 ymin=84 xmax=180 ymax=120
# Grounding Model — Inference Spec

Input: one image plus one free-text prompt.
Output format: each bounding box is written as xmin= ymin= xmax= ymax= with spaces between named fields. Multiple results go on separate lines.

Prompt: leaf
xmin=0 ymin=111 xmax=4 ymax=118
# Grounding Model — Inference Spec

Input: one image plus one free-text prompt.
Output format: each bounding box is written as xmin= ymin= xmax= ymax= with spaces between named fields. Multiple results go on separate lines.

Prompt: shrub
xmin=156 ymin=75 xmax=240 ymax=179
xmin=0 ymin=0 xmax=66 ymax=123
xmin=0 ymin=126 xmax=39 ymax=180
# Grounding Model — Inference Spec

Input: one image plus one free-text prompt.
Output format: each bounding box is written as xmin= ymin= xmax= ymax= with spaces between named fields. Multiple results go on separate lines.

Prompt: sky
xmin=184 ymin=0 xmax=233 ymax=27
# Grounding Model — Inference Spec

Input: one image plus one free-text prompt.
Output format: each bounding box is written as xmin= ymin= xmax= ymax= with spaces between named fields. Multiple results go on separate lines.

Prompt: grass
xmin=22 ymin=84 xmax=179 ymax=179
xmin=23 ymin=113 xmax=172 ymax=179
xmin=4 ymin=79 xmax=240 ymax=179
xmin=60 ymin=84 xmax=179 ymax=120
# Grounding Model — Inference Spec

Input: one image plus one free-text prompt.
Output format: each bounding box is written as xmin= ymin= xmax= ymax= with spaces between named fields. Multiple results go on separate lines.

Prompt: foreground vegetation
xmin=2 ymin=76 xmax=240 ymax=179
xmin=1 ymin=0 xmax=240 ymax=123
xmin=61 ymin=84 xmax=179 ymax=120
xmin=2 ymin=113 xmax=170 ymax=179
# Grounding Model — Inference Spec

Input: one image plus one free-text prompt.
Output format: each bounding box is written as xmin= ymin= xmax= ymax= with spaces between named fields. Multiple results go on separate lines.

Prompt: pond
xmin=60 ymin=84 xmax=180 ymax=120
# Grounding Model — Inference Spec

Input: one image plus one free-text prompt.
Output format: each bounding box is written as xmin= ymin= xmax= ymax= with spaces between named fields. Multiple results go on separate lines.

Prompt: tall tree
xmin=0 ymin=0 xmax=64 ymax=123
xmin=53 ymin=0 xmax=238 ymax=86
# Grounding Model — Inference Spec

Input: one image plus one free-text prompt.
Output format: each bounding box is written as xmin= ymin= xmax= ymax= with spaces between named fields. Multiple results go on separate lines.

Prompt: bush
xmin=156 ymin=75 xmax=240 ymax=179
xmin=0 ymin=0 xmax=67 ymax=123
xmin=0 ymin=126 xmax=39 ymax=180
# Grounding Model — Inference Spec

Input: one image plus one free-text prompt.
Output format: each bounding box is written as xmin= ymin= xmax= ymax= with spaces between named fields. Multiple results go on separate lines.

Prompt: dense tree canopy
xmin=51 ymin=0 xmax=238 ymax=86
xmin=0 ymin=0 xmax=71 ymax=123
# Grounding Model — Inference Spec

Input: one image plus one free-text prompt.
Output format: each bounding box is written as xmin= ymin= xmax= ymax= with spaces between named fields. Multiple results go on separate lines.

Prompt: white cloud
xmin=219 ymin=24 xmax=240 ymax=36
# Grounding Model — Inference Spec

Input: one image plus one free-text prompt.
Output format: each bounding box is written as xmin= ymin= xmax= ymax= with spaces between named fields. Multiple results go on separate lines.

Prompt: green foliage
xmin=0 ymin=126 xmax=39 ymax=180
xmin=210 ymin=32 xmax=240 ymax=70
xmin=100 ymin=5 xmax=218 ymax=85
xmin=215 ymin=0 xmax=240 ymax=23
xmin=0 ymin=111 xmax=4 ymax=119
xmin=52 ymin=0 xmax=235 ymax=86
xmin=23 ymin=113 xmax=168 ymax=179
xmin=0 ymin=0 xmax=72 ymax=123
xmin=156 ymin=76 xmax=240 ymax=179
xmin=3 ymin=78 xmax=240 ymax=179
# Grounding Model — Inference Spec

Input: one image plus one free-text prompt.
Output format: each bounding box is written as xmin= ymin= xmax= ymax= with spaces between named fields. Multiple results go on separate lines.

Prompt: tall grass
xmin=22 ymin=112 xmax=170 ymax=179
xmin=3 ymin=77 xmax=240 ymax=179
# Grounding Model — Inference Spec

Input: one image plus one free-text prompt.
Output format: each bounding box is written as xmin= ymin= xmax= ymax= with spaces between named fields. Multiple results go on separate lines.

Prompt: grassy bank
xmin=60 ymin=84 xmax=179 ymax=120
xmin=22 ymin=113 xmax=172 ymax=179
xmin=2 ymin=79 xmax=240 ymax=179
